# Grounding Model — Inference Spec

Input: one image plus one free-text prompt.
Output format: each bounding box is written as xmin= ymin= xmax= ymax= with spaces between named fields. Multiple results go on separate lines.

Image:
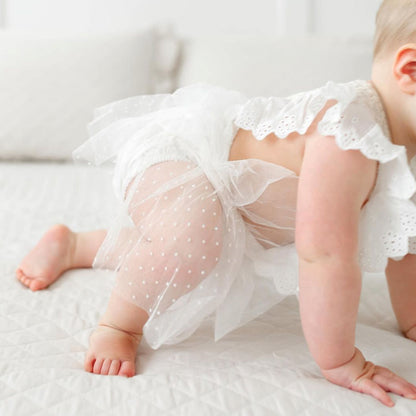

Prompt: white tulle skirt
xmin=73 ymin=84 xmax=299 ymax=349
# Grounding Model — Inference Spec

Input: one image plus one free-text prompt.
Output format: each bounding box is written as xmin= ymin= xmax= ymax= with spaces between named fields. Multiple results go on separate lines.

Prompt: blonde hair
xmin=374 ymin=0 xmax=416 ymax=59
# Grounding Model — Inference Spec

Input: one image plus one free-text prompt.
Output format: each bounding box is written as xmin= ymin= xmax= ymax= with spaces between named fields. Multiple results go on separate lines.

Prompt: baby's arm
xmin=296 ymin=133 xmax=416 ymax=406
xmin=296 ymin=133 xmax=375 ymax=368
xmin=386 ymin=254 xmax=416 ymax=340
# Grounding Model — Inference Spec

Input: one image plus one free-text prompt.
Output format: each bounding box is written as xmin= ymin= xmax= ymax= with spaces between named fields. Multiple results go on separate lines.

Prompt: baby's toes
xmin=16 ymin=269 xmax=45 ymax=291
xmin=108 ymin=360 xmax=121 ymax=376
xmin=29 ymin=278 xmax=48 ymax=291
xmin=15 ymin=268 xmax=24 ymax=281
xmin=93 ymin=357 xmax=105 ymax=374
xmin=15 ymin=268 xmax=29 ymax=286
xmin=119 ymin=360 xmax=136 ymax=377
xmin=84 ymin=354 xmax=95 ymax=373
xmin=100 ymin=358 xmax=114 ymax=375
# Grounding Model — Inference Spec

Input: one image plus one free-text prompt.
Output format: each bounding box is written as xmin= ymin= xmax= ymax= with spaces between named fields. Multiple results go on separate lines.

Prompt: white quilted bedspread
xmin=2 ymin=161 xmax=416 ymax=416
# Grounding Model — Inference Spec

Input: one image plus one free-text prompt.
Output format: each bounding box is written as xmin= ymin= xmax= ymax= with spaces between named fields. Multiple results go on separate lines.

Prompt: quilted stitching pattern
xmin=1 ymin=162 xmax=416 ymax=415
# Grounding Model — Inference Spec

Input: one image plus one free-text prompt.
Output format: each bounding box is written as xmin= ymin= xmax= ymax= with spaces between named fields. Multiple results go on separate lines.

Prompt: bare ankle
xmin=70 ymin=232 xmax=89 ymax=269
xmin=71 ymin=230 xmax=107 ymax=269
xmin=98 ymin=322 xmax=142 ymax=343
xmin=101 ymin=292 xmax=149 ymax=337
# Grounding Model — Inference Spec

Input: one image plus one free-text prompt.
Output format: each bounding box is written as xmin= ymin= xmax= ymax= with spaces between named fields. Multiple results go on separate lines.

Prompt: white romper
xmin=73 ymin=81 xmax=416 ymax=349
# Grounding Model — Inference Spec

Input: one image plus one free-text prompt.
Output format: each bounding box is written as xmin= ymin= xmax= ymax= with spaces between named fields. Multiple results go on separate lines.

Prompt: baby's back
xmin=228 ymin=101 xmax=336 ymax=248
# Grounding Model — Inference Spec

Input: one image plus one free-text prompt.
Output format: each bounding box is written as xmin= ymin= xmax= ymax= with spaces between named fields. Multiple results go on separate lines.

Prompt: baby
xmin=15 ymin=0 xmax=416 ymax=407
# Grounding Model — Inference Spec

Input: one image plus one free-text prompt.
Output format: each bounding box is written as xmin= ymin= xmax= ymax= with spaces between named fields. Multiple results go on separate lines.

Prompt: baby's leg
xmin=16 ymin=225 xmax=106 ymax=291
xmin=85 ymin=161 xmax=223 ymax=377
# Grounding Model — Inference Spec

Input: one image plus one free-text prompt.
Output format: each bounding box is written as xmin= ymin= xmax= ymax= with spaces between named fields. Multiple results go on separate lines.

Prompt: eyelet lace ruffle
xmin=235 ymin=80 xmax=416 ymax=273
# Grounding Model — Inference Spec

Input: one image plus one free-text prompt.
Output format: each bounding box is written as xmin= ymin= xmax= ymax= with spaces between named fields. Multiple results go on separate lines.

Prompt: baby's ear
xmin=393 ymin=44 xmax=416 ymax=94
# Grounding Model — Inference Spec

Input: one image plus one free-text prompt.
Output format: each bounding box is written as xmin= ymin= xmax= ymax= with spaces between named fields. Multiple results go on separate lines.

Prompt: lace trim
xmin=235 ymin=80 xmax=392 ymax=148
xmin=235 ymin=80 xmax=416 ymax=272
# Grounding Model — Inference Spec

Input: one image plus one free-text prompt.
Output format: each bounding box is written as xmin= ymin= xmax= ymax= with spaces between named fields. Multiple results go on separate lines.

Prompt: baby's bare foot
xmin=15 ymin=224 xmax=76 ymax=291
xmin=84 ymin=324 xmax=141 ymax=377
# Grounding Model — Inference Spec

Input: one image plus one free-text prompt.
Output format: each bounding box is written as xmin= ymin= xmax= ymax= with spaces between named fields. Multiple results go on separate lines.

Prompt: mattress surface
xmin=1 ymin=161 xmax=416 ymax=416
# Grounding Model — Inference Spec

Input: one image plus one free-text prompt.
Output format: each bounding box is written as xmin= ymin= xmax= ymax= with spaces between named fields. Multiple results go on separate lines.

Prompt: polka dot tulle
xmin=73 ymin=82 xmax=416 ymax=348
xmin=114 ymin=162 xmax=225 ymax=312
xmin=93 ymin=156 xmax=298 ymax=349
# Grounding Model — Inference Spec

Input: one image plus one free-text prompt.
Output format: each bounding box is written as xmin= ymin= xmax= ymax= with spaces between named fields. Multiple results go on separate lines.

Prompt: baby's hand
xmin=321 ymin=348 xmax=416 ymax=407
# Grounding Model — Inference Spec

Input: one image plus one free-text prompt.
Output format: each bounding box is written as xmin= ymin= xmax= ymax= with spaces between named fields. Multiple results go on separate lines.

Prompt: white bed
xmin=2 ymin=30 xmax=416 ymax=415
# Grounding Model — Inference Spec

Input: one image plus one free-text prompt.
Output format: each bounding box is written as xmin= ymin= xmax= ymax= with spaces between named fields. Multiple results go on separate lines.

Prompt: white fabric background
xmin=178 ymin=35 xmax=373 ymax=97
xmin=1 ymin=0 xmax=382 ymax=37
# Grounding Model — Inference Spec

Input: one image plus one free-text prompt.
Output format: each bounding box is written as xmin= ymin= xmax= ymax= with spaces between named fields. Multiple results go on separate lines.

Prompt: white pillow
xmin=0 ymin=30 xmax=155 ymax=160
xmin=178 ymin=35 xmax=374 ymax=97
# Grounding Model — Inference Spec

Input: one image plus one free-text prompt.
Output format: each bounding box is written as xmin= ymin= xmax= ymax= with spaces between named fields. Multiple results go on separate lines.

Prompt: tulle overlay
xmin=73 ymin=82 xmax=416 ymax=348
xmin=74 ymin=85 xmax=300 ymax=348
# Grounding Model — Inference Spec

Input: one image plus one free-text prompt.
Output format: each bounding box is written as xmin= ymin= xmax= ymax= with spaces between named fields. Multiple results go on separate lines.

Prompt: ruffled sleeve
xmin=235 ymin=80 xmax=416 ymax=273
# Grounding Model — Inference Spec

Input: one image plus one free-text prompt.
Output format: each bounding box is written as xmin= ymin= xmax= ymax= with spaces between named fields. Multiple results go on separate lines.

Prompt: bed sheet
xmin=1 ymin=161 xmax=416 ymax=416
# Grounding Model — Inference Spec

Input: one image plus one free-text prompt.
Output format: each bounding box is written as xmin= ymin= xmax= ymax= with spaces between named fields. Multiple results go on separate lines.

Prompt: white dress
xmin=73 ymin=80 xmax=416 ymax=349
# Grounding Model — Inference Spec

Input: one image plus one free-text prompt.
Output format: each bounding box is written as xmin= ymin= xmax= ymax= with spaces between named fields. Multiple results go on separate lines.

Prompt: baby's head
xmin=373 ymin=0 xmax=416 ymax=60
xmin=372 ymin=0 xmax=416 ymax=145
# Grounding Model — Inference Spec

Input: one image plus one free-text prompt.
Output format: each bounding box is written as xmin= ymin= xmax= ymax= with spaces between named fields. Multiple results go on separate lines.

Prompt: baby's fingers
xmin=373 ymin=367 xmax=416 ymax=400
xmin=352 ymin=378 xmax=395 ymax=407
